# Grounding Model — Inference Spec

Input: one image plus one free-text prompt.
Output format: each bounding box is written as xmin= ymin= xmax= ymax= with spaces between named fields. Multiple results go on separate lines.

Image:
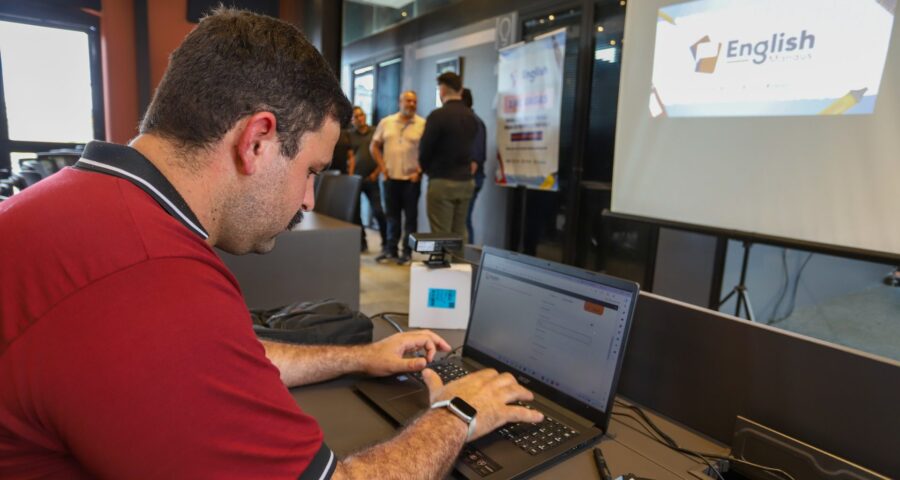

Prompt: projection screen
xmin=612 ymin=0 xmax=900 ymax=257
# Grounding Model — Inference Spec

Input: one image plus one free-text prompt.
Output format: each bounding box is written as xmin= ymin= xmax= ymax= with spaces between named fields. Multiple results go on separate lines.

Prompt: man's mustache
xmin=286 ymin=209 xmax=304 ymax=231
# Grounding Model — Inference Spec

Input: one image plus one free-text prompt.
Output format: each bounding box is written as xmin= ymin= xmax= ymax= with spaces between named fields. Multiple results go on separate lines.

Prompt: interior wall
xmin=403 ymin=17 xmax=508 ymax=248
xmin=146 ymin=0 xmax=195 ymax=90
xmin=99 ymin=0 xmax=306 ymax=144
xmin=97 ymin=0 xmax=138 ymax=144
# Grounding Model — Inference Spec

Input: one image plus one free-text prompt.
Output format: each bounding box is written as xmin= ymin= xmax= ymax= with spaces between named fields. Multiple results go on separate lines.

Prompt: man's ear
xmin=235 ymin=111 xmax=278 ymax=175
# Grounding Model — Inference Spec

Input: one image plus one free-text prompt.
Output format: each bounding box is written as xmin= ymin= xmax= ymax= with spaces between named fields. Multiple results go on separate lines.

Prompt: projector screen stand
xmin=718 ymin=240 xmax=756 ymax=321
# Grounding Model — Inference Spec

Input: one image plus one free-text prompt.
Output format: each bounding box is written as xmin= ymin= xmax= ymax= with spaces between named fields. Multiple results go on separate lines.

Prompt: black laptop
xmin=356 ymin=247 xmax=639 ymax=479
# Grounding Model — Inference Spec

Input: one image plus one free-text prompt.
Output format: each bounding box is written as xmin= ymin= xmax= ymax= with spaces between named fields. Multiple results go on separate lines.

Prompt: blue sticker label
xmin=427 ymin=288 xmax=457 ymax=309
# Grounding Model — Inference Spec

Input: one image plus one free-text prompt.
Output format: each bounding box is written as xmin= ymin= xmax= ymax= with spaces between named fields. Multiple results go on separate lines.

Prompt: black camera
xmin=407 ymin=233 xmax=464 ymax=268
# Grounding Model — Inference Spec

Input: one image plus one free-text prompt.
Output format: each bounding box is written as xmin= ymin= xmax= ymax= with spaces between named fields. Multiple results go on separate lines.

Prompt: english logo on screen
xmin=690 ymin=35 xmax=721 ymax=73
xmin=648 ymin=0 xmax=896 ymax=118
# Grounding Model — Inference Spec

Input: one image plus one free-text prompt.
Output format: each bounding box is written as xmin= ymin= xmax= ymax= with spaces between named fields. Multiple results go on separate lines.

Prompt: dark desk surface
xmin=292 ymin=211 xmax=358 ymax=232
xmin=291 ymin=315 xmax=728 ymax=479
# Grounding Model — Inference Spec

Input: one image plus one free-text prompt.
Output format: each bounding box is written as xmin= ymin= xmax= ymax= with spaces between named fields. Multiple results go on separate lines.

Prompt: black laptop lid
xmin=462 ymin=247 xmax=639 ymax=430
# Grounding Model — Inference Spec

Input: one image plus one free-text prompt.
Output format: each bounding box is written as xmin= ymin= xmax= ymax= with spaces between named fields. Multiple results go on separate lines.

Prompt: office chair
xmin=313 ymin=169 xmax=341 ymax=196
xmin=37 ymin=149 xmax=82 ymax=173
xmin=19 ymin=159 xmax=49 ymax=178
xmin=18 ymin=170 xmax=44 ymax=188
xmin=313 ymin=173 xmax=363 ymax=223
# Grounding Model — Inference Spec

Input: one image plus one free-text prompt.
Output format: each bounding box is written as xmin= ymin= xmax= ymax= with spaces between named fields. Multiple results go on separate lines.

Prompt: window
xmin=0 ymin=6 xmax=104 ymax=179
xmin=374 ymin=58 xmax=401 ymax=126
xmin=582 ymin=2 xmax=625 ymax=182
xmin=351 ymin=58 xmax=402 ymax=128
xmin=513 ymin=7 xmax=582 ymax=263
xmin=352 ymin=66 xmax=375 ymax=122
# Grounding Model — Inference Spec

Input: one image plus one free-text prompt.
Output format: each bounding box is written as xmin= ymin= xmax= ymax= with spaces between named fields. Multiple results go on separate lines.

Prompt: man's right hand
xmin=422 ymin=368 xmax=544 ymax=441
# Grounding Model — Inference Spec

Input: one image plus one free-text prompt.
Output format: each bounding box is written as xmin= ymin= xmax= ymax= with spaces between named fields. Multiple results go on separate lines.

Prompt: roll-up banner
xmin=495 ymin=28 xmax=567 ymax=191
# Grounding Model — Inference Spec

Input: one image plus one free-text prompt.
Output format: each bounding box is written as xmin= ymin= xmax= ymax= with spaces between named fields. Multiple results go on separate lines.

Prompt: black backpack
xmin=251 ymin=299 xmax=373 ymax=345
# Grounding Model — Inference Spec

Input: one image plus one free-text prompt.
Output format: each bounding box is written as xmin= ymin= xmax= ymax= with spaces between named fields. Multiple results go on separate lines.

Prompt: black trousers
xmin=359 ymin=180 xmax=387 ymax=249
xmin=466 ymin=175 xmax=485 ymax=243
xmin=384 ymin=179 xmax=420 ymax=256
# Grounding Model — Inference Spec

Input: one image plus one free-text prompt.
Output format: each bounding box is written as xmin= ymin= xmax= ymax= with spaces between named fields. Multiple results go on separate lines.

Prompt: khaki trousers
xmin=427 ymin=178 xmax=474 ymax=238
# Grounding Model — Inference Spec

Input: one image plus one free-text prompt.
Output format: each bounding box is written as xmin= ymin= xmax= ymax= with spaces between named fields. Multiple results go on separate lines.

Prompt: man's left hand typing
xmin=360 ymin=330 xmax=452 ymax=377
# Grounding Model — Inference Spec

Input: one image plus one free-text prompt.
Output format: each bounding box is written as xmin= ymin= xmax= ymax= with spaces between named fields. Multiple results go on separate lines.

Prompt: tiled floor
xmin=771 ymin=285 xmax=900 ymax=362
xmin=359 ymin=228 xmax=417 ymax=317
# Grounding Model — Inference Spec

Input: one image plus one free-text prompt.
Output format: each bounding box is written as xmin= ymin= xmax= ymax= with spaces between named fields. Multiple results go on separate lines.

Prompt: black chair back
xmin=19 ymin=170 xmax=44 ymax=188
xmin=19 ymin=159 xmax=49 ymax=178
xmin=313 ymin=173 xmax=363 ymax=223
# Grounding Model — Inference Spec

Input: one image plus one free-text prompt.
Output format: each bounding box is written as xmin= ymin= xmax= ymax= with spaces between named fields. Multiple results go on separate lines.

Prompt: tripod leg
xmin=739 ymin=288 xmax=756 ymax=322
xmin=718 ymin=288 xmax=737 ymax=307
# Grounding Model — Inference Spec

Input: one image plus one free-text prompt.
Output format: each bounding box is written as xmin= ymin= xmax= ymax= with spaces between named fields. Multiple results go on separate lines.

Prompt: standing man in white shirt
xmin=370 ymin=91 xmax=426 ymax=264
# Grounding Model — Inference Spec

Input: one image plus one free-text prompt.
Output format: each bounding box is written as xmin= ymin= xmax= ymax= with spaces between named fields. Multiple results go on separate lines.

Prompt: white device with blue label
xmin=408 ymin=262 xmax=472 ymax=330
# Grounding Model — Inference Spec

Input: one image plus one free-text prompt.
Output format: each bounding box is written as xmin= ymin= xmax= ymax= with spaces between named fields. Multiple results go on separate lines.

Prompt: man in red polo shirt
xmin=0 ymin=8 xmax=541 ymax=480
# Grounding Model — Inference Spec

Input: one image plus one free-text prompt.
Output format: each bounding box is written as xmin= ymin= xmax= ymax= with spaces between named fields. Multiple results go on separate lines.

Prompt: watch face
xmin=450 ymin=397 xmax=477 ymax=418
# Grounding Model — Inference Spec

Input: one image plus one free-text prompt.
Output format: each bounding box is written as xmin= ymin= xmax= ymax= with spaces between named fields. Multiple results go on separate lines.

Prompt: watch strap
xmin=431 ymin=399 xmax=478 ymax=442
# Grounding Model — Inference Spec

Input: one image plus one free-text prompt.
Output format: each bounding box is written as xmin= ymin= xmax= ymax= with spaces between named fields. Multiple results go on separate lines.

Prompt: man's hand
xmin=423 ymin=368 xmax=544 ymax=441
xmin=410 ymin=171 xmax=422 ymax=183
xmin=470 ymin=161 xmax=478 ymax=175
xmin=360 ymin=330 xmax=451 ymax=377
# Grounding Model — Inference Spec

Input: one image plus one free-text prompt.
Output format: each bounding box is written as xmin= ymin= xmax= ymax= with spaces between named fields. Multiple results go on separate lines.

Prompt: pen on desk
xmin=594 ymin=447 xmax=612 ymax=480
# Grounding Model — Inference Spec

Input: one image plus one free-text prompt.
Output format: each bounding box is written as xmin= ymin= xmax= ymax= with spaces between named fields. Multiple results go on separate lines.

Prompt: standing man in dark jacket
xmin=462 ymin=88 xmax=486 ymax=244
xmin=348 ymin=106 xmax=387 ymax=253
xmin=419 ymin=72 xmax=478 ymax=237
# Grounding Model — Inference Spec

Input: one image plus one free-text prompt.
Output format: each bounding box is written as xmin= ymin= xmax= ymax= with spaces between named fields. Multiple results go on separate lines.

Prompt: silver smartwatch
xmin=431 ymin=397 xmax=478 ymax=442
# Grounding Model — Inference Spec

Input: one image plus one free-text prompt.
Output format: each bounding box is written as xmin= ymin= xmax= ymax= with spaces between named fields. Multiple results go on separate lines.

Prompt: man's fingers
xmin=499 ymin=384 xmax=535 ymax=404
xmin=504 ymin=406 xmax=545 ymax=424
xmin=424 ymin=339 xmax=436 ymax=362
xmin=468 ymin=368 xmax=499 ymax=379
xmin=415 ymin=329 xmax=453 ymax=353
xmin=430 ymin=332 xmax=453 ymax=352
xmin=421 ymin=368 xmax=443 ymax=394
xmin=491 ymin=372 xmax=517 ymax=388
xmin=407 ymin=357 xmax=427 ymax=371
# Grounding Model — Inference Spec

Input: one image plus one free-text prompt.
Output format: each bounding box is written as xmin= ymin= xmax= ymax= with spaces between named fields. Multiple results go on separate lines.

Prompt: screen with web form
xmin=466 ymin=252 xmax=634 ymax=413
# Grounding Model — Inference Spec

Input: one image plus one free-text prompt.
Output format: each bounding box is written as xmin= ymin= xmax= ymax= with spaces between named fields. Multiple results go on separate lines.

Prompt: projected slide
xmin=649 ymin=0 xmax=896 ymax=117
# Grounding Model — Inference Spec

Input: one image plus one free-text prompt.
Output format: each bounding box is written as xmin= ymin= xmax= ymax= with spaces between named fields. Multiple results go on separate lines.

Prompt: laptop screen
xmin=465 ymin=249 xmax=635 ymax=414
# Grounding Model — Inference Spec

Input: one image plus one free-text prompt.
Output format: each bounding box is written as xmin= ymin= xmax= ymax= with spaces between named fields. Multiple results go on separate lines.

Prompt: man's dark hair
xmin=437 ymin=71 xmax=462 ymax=92
xmin=461 ymin=88 xmax=473 ymax=108
xmin=140 ymin=8 xmax=351 ymax=161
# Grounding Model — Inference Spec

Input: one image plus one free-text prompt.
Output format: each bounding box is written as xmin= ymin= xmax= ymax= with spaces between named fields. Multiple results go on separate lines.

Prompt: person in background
xmin=419 ymin=72 xmax=477 ymax=239
xmin=330 ymin=128 xmax=353 ymax=174
xmin=348 ymin=106 xmax=387 ymax=253
xmin=370 ymin=91 xmax=426 ymax=265
xmin=462 ymin=88 xmax=486 ymax=244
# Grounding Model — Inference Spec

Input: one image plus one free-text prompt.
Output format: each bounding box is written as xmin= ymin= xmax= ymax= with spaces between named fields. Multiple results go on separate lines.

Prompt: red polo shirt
xmin=0 ymin=142 xmax=334 ymax=479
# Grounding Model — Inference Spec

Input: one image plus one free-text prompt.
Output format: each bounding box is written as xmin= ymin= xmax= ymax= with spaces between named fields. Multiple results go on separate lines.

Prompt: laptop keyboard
xmin=498 ymin=412 xmax=580 ymax=456
xmin=410 ymin=360 xmax=471 ymax=383
xmin=411 ymin=360 xmax=581 ymax=458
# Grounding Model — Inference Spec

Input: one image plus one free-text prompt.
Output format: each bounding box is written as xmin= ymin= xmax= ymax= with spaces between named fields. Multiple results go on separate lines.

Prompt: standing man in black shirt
xmin=348 ymin=106 xmax=387 ymax=253
xmin=462 ymin=88 xmax=486 ymax=244
xmin=419 ymin=72 xmax=478 ymax=237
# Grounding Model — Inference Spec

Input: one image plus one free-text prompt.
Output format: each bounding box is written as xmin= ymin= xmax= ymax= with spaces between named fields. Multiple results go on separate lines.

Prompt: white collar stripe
xmin=317 ymin=450 xmax=335 ymax=480
xmin=78 ymin=157 xmax=209 ymax=239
